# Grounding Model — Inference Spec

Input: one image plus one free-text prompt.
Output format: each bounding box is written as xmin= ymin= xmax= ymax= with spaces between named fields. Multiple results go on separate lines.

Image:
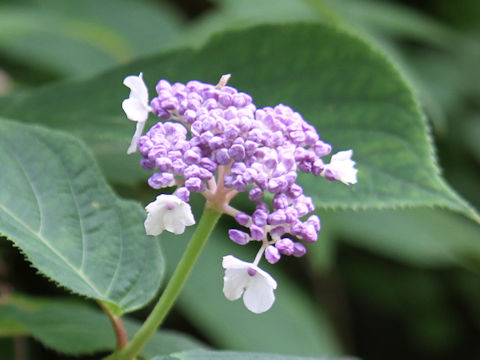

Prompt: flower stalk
xmin=106 ymin=204 xmax=222 ymax=360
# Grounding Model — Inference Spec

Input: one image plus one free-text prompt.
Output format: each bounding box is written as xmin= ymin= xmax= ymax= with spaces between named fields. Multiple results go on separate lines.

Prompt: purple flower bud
xmin=161 ymin=99 xmax=177 ymax=110
xmin=184 ymin=109 xmax=196 ymax=123
xmin=172 ymin=159 xmax=186 ymax=175
xmin=284 ymin=207 xmax=299 ymax=223
xmin=267 ymin=131 xmax=284 ymax=147
xmin=294 ymin=202 xmax=309 ymax=217
xmin=247 ymin=267 xmax=257 ymax=276
xmin=306 ymin=215 xmax=321 ymax=232
xmin=264 ymin=155 xmax=278 ymax=169
xmin=291 ymin=220 xmax=305 ymax=236
xmin=215 ymin=149 xmax=231 ymax=165
xmin=148 ymin=145 xmax=167 ymax=159
xmin=267 ymin=177 xmax=287 ymax=193
xmin=155 ymin=157 xmax=172 ymax=172
xmin=284 ymin=172 xmax=297 ymax=185
xmin=148 ymin=172 xmax=175 ymax=189
xmin=200 ymin=131 xmax=214 ymax=144
xmin=323 ymin=167 xmax=337 ymax=181
xmin=302 ymin=225 xmax=318 ymax=243
xmin=224 ymin=107 xmax=237 ymax=120
xmin=312 ymin=159 xmax=325 ymax=176
xmin=185 ymin=177 xmax=204 ymax=192
xmin=249 ymin=187 xmax=264 ymax=201
xmin=250 ymin=225 xmax=265 ymax=241
xmin=219 ymin=93 xmax=232 ymax=107
xmin=255 ymin=171 xmax=268 ymax=189
xmin=209 ymin=136 xmax=224 ymax=150
xmin=184 ymin=149 xmax=201 ymax=165
xmin=290 ymin=130 xmax=306 ymax=144
xmin=245 ymin=140 xmax=257 ymax=156
xmin=138 ymin=137 xmax=153 ymax=157
xmin=298 ymin=195 xmax=315 ymax=212
xmin=141 ymin=158 xmax=155 ymax=171
xmin=175 ymin=187 xmax=190 ymax=202
xmin=228 ymin=229 xmax=249 ymax=245
xmin=168 ymin=150 xmax=182 ymax=160
xmin=276 ymin=238 xmax=295 ymax=255
xmin=231 ymin=162 xmax=247 ymax=175
xmin=232 ymin=175 xmax=247 ymax=192
xmin=224 ymin=174 xmax=234 ymax=188
xmin=198 ymin=168 xmax=213 ymax=180
xmin=287 ymin=184 xmax=303 ymax=198
xmin=271 ymin=226 xmax=287 ymax=237
xmin=293 ymin=242 xmax=307 ymax=257
xmin=235 ymin=212 xmax=250 ymax=226
xmin=243 ymin=168 xmax=257 ymax=183
xmin=265 ymin=245 xmax=281 ymax=264
xmin=184 ymin=165 xmax=200 ymax=179
xmin=200 ymin=157 xmax=217 ymax=173
xmin=191 ymin=121 xmax=203 ymax=136
xmin=252 ymin=209 xmax=268 ymax=226
xmin=273 ymin=193 xmax=289 ymax=209
xmin=224 ymin=124 xmax=240 ymax=140
xmin=204 ymin=98 xmax=218 ymax=110
xmin=314 ymin=140 xmax=332 ymax=157
xmin=267 ymin=210 xmax=287 ymax=225
xmin=305 ymin=131 xmax=319 ymax=146
xmin=233 ymin=93 xmax=252 ymax=107
xmin=229 ymin=144 xmax=246 ymax=161
xmin=298 ymin=161 xmax=312 ymax=173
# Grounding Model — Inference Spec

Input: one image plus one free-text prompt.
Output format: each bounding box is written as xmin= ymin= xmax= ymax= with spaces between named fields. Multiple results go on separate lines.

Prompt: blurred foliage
xmin=0 ymin=0 xmax=479 ymax=360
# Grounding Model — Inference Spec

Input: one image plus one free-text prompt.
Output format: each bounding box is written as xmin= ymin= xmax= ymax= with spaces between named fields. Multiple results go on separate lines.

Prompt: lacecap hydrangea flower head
xmin=122 ymin=73 xmax=358 ymax=314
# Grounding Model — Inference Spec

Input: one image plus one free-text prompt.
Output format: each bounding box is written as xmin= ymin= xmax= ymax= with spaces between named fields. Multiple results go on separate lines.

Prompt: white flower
xmin=222 ymin=255 xmax=277 ymax=314
xmin=122 ymin=73 xmax=151 ymax=154
xmin=326 ymin=149 xmax=358 ymax=185
xmin=144 ymin=194 xmax=195 ymax=235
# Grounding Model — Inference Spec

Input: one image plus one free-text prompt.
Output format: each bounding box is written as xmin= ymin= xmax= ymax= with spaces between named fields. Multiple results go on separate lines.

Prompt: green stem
xmin=107 ymin=204 xmax=222 ymax=360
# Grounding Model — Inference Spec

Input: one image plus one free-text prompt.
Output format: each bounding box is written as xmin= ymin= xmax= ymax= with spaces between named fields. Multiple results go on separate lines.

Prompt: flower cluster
xmin=123 ymin=73 xmax=358 ymax=313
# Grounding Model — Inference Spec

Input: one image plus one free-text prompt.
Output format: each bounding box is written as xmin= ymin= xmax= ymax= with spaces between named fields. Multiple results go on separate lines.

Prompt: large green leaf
xmin=0 ymin=119 xmax=163 ymax=314
xmin=152 ymin=350 xmax=357 ymax=360
xmin=0 ymin=294 xmax=205 ymax=357
xmin=315 ymin=208 xmax=480 ymax=269
xmin=0 ymin=23 xmax=476 ymax=219
xmin=0 ymin=0 xmax=183 ymax=77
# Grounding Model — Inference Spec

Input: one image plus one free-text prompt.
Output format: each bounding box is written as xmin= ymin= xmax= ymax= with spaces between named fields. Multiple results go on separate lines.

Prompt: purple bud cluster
xmin=138 ymin=77 xmax=334 ymax=265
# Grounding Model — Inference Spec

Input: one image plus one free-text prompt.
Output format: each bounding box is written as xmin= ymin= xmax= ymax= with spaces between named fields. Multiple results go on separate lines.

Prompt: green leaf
xmin=152 ymin=350 xmax=357 ymax=360
xmin=0 ymin=294 xmax=205 ymax=356
xmin=317 ymin=208 xmax=480 ymax=269
xmin=0 ymin=119 xmax=163 ymax=314
xmin=0 ymin=0 xmax=183 ymax=76
xmin=158 ymin=200 xmax=341 ymax=356
xmin=0 ymin=23 xmax=476 ymax=219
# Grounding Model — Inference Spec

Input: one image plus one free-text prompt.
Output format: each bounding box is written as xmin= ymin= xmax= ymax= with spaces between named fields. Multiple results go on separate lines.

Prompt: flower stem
xmin=108 ymin=204 xmax=222 ymax=360
xmin=98 ymin=301 xmax=128 ymax=350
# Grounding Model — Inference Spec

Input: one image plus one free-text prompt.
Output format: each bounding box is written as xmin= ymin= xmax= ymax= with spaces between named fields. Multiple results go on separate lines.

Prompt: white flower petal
xmin=328 ymin=149 xmax=358 ymax=185
xmin=179 ymin=203 xmax=196 ymax=226
xmin=243 ymin=274 xmax=276 ymax=314
xmin=123 ymin=73 xmax=149 ymax=104
xmin=222 ymin=255 xmax=249 ymax=270
xmin=123 ymin=73 xmax=151 ymax=153
xmin=122 ymin=97 xmax=149 ymax=123
xmin=127 ymin=120 xmax=146 ymax=154
xmin=223 ymin=267 xmax=249 ymax=301
xmin=163 ymin=209 xmax=187 ymax=234
xmin=222 ymin=255 xmax=277 ymax=314
xmin=144 ymin=195 xmax=195 ymax=236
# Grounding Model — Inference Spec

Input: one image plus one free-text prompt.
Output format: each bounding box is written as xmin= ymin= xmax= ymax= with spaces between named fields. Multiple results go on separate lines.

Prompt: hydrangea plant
xmin=122 ymin=73 xmax=357 ymax=321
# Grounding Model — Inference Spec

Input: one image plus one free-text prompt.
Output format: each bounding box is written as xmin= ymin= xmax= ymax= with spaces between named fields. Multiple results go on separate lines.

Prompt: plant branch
xmin=106 ymin=203 xmax=222 ymax=360
xmin=99 ymin=301 xmax=128 ymax=350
